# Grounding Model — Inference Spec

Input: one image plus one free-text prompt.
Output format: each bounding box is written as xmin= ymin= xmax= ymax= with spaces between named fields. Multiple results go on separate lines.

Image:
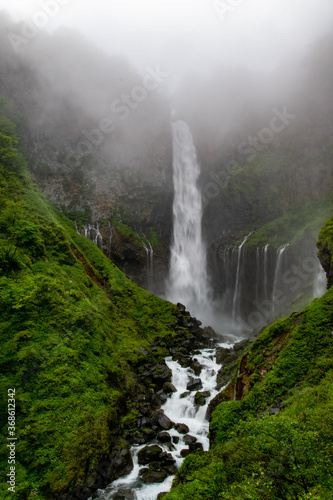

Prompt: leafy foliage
xmin=0 ymin=96 xmax=179 ymax=499
xmin=165 ymin=287 xmax=333 ymax=499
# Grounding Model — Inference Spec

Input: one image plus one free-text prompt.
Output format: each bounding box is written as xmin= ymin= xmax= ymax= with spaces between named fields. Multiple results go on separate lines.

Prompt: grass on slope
xmin=165 ymin=285 xmax=333 ymax=500
xmin=0 ymin=97 xmax=178 ymax=499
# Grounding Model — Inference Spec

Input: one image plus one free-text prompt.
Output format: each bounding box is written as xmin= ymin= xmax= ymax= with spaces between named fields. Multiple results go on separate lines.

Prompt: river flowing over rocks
xmin=91 ymin=337 xmax=238 ymax=500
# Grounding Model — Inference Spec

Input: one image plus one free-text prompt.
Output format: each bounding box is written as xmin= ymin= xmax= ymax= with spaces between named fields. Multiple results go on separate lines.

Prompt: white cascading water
xmin=92 ymin=344 xmax=231 ymax=500
xmin=137 ymin=233 xmax=154 ymax=290
xmin=313 ymin=258 xmax=327 ymax=298
xmin=231 ymin=233 xmax=251 ymax=321
xmin=272 ymin=244 xmax=289 ymax=312
xmin=166 ymin=120 xmax=211 ymax=323
xmin=84 ymin=223 xmax=103 ymax=250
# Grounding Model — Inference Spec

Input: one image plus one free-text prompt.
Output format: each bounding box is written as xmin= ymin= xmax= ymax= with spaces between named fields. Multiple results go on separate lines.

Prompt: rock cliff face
xmin=1 ymin=13 xmax=332 ymax=310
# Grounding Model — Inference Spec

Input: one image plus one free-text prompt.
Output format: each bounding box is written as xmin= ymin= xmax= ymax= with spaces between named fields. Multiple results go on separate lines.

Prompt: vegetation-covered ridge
xmin=0 ymin=95 xmax=196 ymax=499
xmin=243 ymin=196 xmax=333 ymax=250
xmin=164 ymin=228 xmax=333 ymax=499
xmin=317 ymin=215 xmax=333 ymax=288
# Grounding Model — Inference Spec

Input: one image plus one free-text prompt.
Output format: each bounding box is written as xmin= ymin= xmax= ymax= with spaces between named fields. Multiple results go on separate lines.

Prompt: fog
xmin=0 ymin=0 xmax=333 ymax=330
xmin=1 ymin=0 xmax=332 ymax=182
xmin=1 ymin=0 xmax=333 ymax=86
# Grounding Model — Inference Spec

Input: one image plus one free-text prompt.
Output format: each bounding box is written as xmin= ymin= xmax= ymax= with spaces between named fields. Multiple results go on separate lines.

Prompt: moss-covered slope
xmin=0 ymin=96 xmax=183 ymax=499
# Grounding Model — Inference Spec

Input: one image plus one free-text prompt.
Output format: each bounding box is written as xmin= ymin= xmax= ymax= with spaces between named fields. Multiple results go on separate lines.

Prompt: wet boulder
xmin=155 ymin=411 xmax=174 ymax=430
xmin=194 ymin=390 xmax=211 ymax=406
xmin=175 ymin=423 xmax=189 ymax=434
xmin=157 ymin=431 xmax=171 ymax=443
xmin=183 ymin=435 xmax=197 ymax=446
xmin=138 ymin=445 xmax=163 ymax=465
xmin=190 ymin=359 xmax=202 ymax=375
xmin=159 ymin=451 xmax=176 ymax=465
xmin=186 ymin=377 xmax=202 ymax=391
xmin=216 ymin=347 xmax=233 ymax=365
xmin=164 ymin=464 xmax=178 ymax=475
xmin=163 ymin=382 xmax=177 ymax=393
xmin=138 ymin=467 xmax=148 ymax=476
xmin=177 ymin=356 xmax=192 ymax=368
xmin=149 ymin=363 xmax=172 ymax=388
xmin=141 ymin=470 xmax=168 ymax=483
xmin=153 ymin=390 xmax=168 ymax=407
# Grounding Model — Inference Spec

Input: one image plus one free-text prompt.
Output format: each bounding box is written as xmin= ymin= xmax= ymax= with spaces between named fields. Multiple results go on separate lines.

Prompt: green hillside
xmin=164 ymin=219 xmax=333 ymax=499
xmin=0 ymin=96 xmax=182 ymax=499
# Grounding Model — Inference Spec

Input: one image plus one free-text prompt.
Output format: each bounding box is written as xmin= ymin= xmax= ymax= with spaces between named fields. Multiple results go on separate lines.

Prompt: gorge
xmin=0 ymin=4 xmax=333 ymax=500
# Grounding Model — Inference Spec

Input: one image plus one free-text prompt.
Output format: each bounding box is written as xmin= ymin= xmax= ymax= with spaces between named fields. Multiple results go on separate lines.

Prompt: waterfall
xmin=231 ymin=233 xmax=251 ymax=321
xmin=272 ymin=244 xmax=288 ymax=311
xmin=137 ymin=233 xmax=154 ymax=290
xmin=264 ymin=244 xmax=269 ymax=298
xmin=313 ymin=259 xmax=327 ymax=298
xmin=255 ymin=247 xmax=260 ymax=300
xmin=94 ymin=222 xmax=103 ymax=249
xmin=83 ymin=223 xmax=103 ymax=250
xmin=167 ymin=120 xmax=210 ymax=322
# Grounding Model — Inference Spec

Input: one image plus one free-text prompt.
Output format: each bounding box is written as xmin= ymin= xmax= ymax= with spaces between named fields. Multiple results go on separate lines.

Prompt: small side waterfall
xmin=272 ymin=244 xmax=289 ymax=311
xmin=83 ymin=223 xmax=103 ymax=250
xmin=212 ymin=240 xmax=326 ymax=330
xmin=167 ymin=120 xmax=210 ymax=322
xmin=313 ymin=259 xmax=327 ymax=298
xmin=264 ymin=244 xmax=269 ymax=297
xmin=232 ymin=234 xmax=250 ymax=321
xmin=213 ymin=241 xmax=292 ymax=328
xmin=137 ymin=233 xmax=154 ymax=290
xmin=255 ymin=247 xmax=260 ymax=300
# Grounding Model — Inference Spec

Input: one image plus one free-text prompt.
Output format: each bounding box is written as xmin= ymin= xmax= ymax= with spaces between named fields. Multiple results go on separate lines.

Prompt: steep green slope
xmin=0 ymin=97 xmax=182 ymax=499
xmin=164 ymin=226 xmax=333 ymax=499
xmin=317 ymin=216 xmax=333 ymax=288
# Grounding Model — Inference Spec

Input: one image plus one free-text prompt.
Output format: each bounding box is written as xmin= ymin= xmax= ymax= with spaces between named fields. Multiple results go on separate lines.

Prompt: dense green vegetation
xmin=1 ymin=89 xmax=332 ymax=500
xmin=0 ymin=96 xmax=179 ymax=499
xmin=246 ymin=197 xmax=333 ymax=249
xmin=165 ymin=279 xmax=333 ymax=499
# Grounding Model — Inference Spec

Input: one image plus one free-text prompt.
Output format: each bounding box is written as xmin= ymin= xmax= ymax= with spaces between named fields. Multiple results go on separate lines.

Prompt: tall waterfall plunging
xmin=167 ymin=120 xmax=211 ymax=322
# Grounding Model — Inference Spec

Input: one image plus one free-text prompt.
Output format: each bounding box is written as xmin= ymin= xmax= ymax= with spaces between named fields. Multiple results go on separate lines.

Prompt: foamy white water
xmin=92 ymin=344 xmax=232 ymax=500
xmin=166 ymin=120 xmax=211 ymax=324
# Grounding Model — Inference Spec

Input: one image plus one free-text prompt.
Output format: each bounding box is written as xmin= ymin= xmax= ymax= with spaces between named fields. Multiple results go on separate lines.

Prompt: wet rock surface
xmin=186 ymin=377 xmax=202 ymax=391
xmin=215 ymin=338 xmax=253 ymax=390
xmin=138 ymin=445 xmax=163 ymax=465
xmin=175 ymin=423 xmax=189 ymax=434
xmin=84 ymin=305 xmax=221 ymax=496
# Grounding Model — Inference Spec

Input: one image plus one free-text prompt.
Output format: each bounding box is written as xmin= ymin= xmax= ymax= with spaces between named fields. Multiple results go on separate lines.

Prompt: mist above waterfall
xmin=1 ymin=0 xmax=332 ymax=334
